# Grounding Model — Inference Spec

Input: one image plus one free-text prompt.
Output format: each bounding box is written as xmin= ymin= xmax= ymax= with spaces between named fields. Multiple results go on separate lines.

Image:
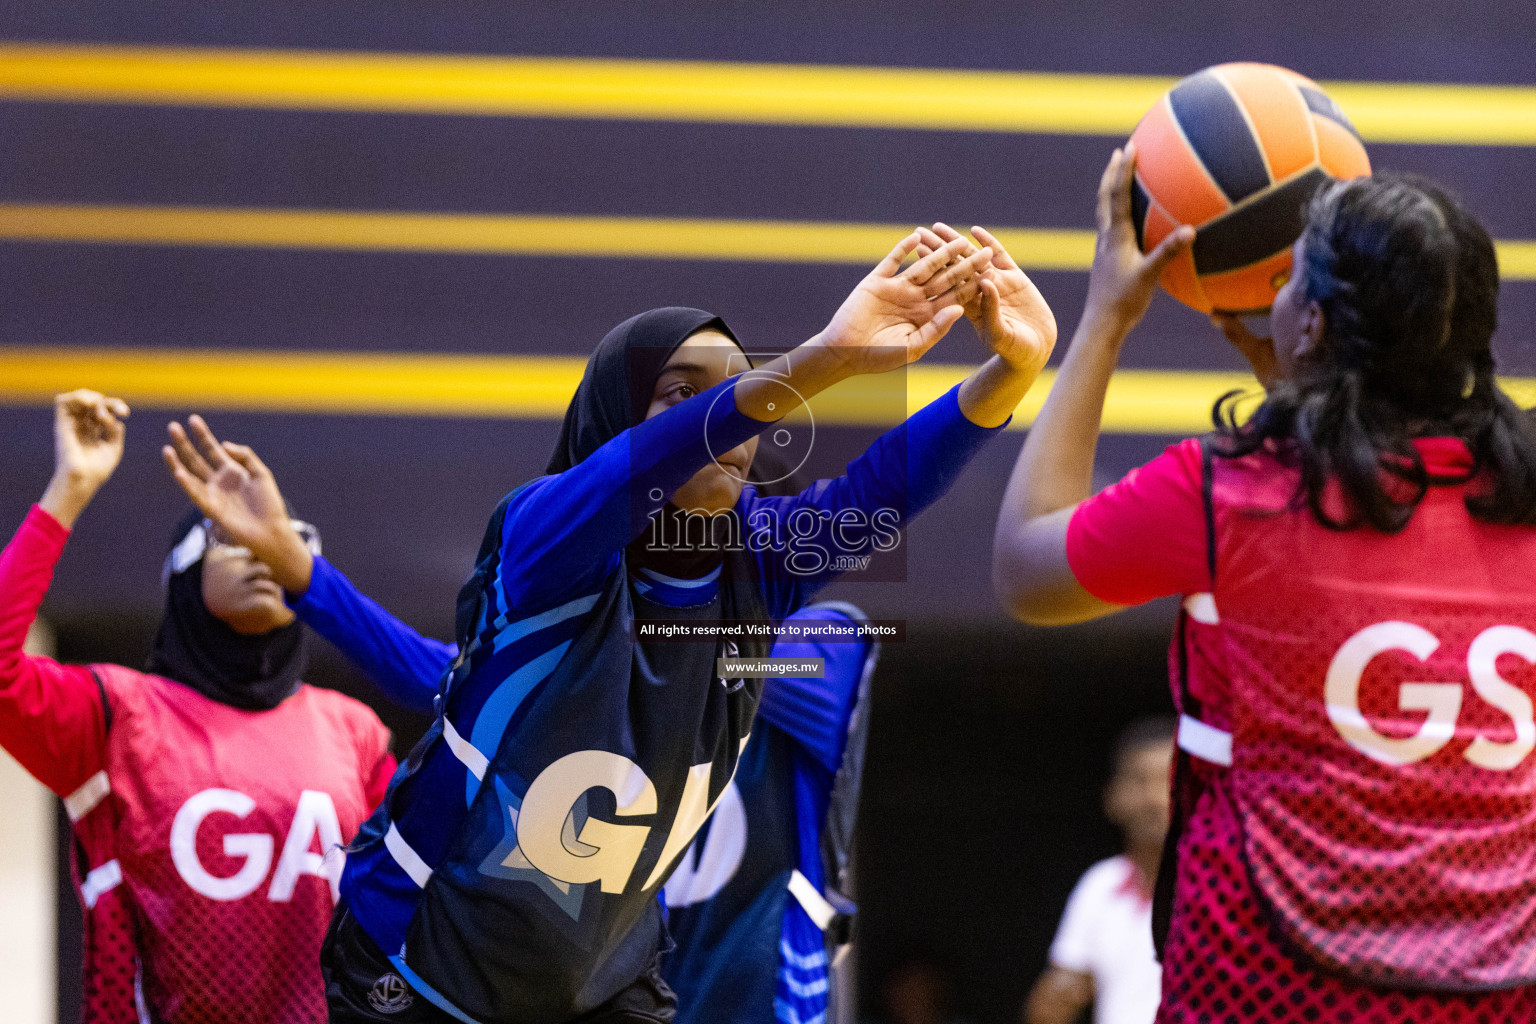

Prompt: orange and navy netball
xmin=1129 ymin=62 xmax=1371 ymax=314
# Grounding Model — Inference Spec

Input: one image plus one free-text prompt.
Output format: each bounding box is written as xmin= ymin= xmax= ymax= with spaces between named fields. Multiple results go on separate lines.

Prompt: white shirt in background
xmin=1048 ymin=855 xmax=1161 ymax=1024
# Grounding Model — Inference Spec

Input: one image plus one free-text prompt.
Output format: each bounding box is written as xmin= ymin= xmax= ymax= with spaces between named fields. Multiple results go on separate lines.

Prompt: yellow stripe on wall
xmin=0 ymin=346 xmax=1232 ymax=432
xmin=0 ymin=203 xmax=1098 ymax=270
xmin=8 ymin=346 xmax=1535 ymax=434
xmin=3 ymin=203 xmax=1533 ymax=281
xmin=3 ymin=44 xmax=1536 ymax=146
xmin=2 ymin=348 xmax=587 ymax=418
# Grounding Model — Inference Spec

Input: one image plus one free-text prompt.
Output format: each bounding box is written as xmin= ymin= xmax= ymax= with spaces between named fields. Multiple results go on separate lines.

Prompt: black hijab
xmin=145 ymin=509 xmax=309 ymax=711
xmin=547 ymin=307 xmax=748 ymax=580
xmin=546 ymin=307 xmax=743 ymax=475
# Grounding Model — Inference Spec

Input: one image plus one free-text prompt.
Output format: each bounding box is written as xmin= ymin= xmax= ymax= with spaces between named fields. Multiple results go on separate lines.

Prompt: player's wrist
xmin=1075 ymin=304 xmax=1136 ymax=350
xmin=796 ymin=331 xmax=862 ymax=382
xmin=40 ymin=470 xmax=102 ymax=529
xmin=267 ymin=535 xmax=314 ymax=594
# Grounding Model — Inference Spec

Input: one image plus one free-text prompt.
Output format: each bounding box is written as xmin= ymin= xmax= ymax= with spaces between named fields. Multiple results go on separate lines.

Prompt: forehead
xmin=660 ymin=330 xmax=748 ymax=376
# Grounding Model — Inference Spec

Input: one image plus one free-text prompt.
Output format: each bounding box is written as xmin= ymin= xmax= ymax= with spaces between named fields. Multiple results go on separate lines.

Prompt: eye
xmin=669 ymin=383 xmax=698 ymax=401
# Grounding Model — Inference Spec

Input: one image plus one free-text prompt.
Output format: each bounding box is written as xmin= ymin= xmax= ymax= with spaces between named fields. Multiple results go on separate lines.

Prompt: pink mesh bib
xmin=1201 ymin=444 xmax=1536 ymax=989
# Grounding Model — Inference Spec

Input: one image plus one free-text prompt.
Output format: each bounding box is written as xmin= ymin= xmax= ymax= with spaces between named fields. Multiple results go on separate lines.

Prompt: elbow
xmin=992 ymin=553 xmax=1053 ymax=626
xmin=991 ymin=528 xmax=1090 ymax=627
xmin=993 ymin=575 xmax=1063 ymax=627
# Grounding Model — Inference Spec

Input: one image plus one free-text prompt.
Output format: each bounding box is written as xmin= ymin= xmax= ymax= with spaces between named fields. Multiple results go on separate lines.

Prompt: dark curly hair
xmin=1212 ymin=172 xmax=1536 ymax=531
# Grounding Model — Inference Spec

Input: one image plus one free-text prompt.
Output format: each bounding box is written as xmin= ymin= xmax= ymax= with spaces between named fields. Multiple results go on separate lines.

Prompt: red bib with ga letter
xmin=78 ymin=666 xmax=390 ymax=1023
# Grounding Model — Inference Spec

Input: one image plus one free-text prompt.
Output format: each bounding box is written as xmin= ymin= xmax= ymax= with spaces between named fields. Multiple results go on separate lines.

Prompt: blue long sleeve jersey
xmin=488 ymin=378 xmax=1003 ymax=619
xmin=292 ymin=375 xmax=998 ymax=733
xmin=305 ymin=377 xmax=1003 ymax=1019
xmin=296 ymin=559 xmax=867 ymax=1024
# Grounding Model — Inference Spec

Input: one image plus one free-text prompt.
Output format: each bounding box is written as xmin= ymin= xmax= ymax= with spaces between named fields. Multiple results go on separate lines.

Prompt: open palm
xmin=922 ymin=224 xmax=1058 ymax=376
xmin=818 ymin=233 xmax=993 ymax=376
xmin=162 ymin=415 xmax=312 ymax=590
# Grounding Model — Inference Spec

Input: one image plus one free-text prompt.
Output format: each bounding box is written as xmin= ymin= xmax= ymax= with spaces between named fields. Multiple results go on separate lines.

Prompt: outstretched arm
xmin=486 ymin=233 xmax=995 ymax=610
xmin=291 ymin=557 xmax=452 ymax=714
xmin=993 ymin=144 xmax=1193 ymax=625
xmin=748 ymin=379 xmax=1011 ymax=617
xmin=163 ymin=422 xmax=449 ymax=712
xmin=168 ymin=233 xmax=992 ymax=616
xmin=0 ymin=391 xmax=129 ymax=795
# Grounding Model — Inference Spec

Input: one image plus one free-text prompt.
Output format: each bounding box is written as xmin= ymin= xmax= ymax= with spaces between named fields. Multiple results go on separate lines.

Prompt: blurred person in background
xmin=1022 ymin=717 xmax=1173 ymax=1024
xmin=863 ymin=957 xmax=975 ymax=1024
xmin=0 ymin=615 xmax=61 ymax=1024
xmin=0 ymin=390 xmax=396 ymax=1023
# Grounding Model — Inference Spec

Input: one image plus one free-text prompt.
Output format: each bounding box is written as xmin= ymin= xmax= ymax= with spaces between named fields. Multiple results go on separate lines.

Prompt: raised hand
xmin=815 ymin=233 xmax=993 ymax=376
xmin=40 ymin=390 xmax=130 ymax=528
xmin=920 ymin=223 xmax=1058 ymax=378
xmin=1083 ymin=143 xmax=1194 ymax=335
xmin=162 ymin=415 xmax=314 ymax=592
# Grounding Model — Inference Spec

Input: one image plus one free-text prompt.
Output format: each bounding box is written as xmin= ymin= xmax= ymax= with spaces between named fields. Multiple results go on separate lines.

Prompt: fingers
xmin=56 ymin=388 xmax=104 ymax=414
xmin=57 ymin=390 xmax=129 ymax=420
xmin=924 ymin=246 xmax=994 ymax=300
xmin=969 ymin=226 xmax=1020 ymax=272
xmin=1112 ymin=141 xmax=1139 ymax=227
xmin=1210 ymin=312 xmax=1279 ymax=387
xmin=977 ymin=277 xmax=1005 ymax=336
xmin=906 ymin=237 xmax=973 ymax=286
xmin=95 ymin=399 xmax=126 ymax=437
xmin=947 ymin=265 xmax=989 ymax=310
xmin=875 ymin=232 xmax=921 ymax=277
xmin=1210 ymin=313 xmax=1244 ymax=344
xmin=908 ymin=304 xmax=966 ymax=356
xmin=1209 ymin=312 xmax=1267 ymax=347
xmin=915 ymin=227 xmax=985 ymax=299
xmin=1095 ymin=147 xmax=1124 ymax=235
xmin=55 ymin=390 xmax=129 ymax=444
xmin=928 ymin=223 xmax=980 ymax=260
xmin=161 ymin=445 xmax=212 ymax=507
xmin=915 ymin=226 xmax=948 ymax=255
xmin=185 ymin=414 xmax=234 ymax=473
xmin=99 ymin=410 xmax=127 ymax=446
xmin=221 ymin=441 xmax=274 ymax=482
xmin=1144 ymin=225 xmax=1195 ymax=278
xmin=929 ymin=222 xmax=966 ymax=246
xmin=166 ymin=421 xmax=216 ymax=482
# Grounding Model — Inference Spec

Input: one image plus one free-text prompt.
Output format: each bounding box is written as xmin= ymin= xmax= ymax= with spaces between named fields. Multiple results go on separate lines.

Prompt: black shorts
xmin=321 ymin=904 xmax=676 ymax=1024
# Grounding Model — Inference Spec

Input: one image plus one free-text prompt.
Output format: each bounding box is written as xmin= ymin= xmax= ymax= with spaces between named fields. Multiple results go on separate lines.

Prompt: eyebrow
xmin=656 ymin=362 xmax=715 ymax=377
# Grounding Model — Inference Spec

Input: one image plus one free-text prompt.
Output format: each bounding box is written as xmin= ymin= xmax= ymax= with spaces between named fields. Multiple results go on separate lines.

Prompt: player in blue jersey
xmin=165 ymin=228 xmax=1055 ymax=1023
xmin=143 ymin=523 xmax=874 ymax=1024
xmin=153 ymin=486 xmax=873 ymax=1024
xmin=661 ymin=601 xmax=878 ymax=1024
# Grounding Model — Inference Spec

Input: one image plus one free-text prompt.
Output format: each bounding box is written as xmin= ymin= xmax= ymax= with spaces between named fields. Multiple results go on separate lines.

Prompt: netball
xmin=1128 ymin=62 xmax=1373 ymax=314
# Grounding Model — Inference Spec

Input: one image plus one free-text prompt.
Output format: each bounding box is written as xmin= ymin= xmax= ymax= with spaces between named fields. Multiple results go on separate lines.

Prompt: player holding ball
xmin=994 ymin=137 xmax=1536 ymax=1023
